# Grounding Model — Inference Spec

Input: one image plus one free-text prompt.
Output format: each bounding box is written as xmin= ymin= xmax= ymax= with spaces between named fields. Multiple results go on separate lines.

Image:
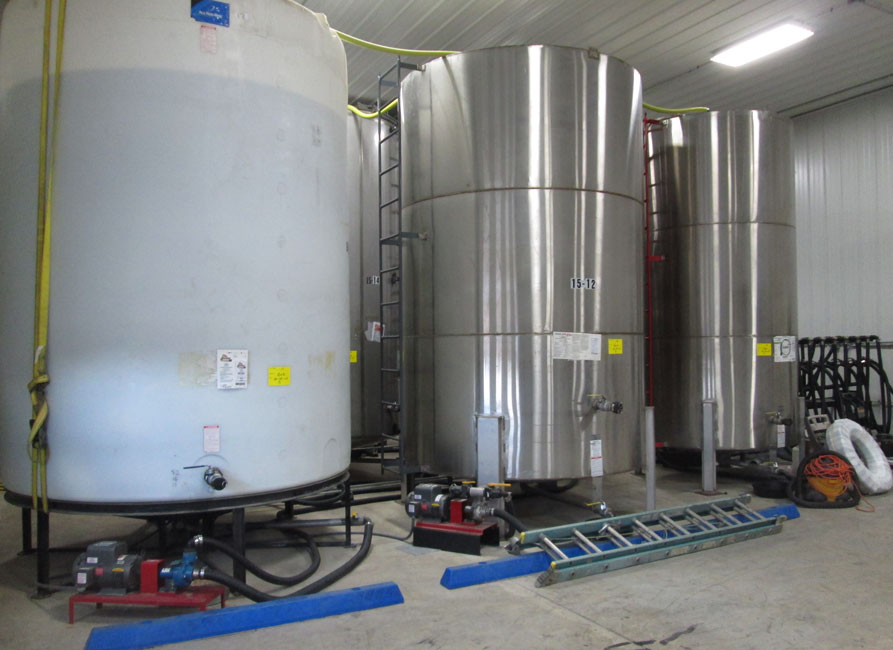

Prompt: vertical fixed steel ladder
xmin=506 ymin=495 xmax=787 ymax=587
xmin=376 ymin=58 xmax=419 ymax=476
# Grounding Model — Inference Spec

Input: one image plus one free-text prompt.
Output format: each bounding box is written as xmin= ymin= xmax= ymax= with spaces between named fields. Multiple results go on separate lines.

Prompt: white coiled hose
xmin=827 ymin=419 xmax=893 ymax=494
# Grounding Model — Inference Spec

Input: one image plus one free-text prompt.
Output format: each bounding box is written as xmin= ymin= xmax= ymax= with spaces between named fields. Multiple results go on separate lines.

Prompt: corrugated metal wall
xmin=794 ymin=87 xmax=893 ymax=340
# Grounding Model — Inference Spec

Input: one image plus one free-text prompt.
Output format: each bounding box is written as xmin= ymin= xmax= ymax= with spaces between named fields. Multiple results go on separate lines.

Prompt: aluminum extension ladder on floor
xmin=506 ymin=495 xmax=787 ymax=587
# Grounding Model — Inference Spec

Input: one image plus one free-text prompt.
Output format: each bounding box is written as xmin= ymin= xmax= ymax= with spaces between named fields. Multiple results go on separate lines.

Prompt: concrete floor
xmin=1 ymin=466 xmax=891 ymax=650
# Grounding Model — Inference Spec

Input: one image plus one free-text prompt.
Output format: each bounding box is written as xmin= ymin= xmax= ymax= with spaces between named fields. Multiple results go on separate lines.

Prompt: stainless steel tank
xmin=400 ymin=46 xmax=644 ymax=481
xmin=649 ymin=111 xmax=798 ymax=451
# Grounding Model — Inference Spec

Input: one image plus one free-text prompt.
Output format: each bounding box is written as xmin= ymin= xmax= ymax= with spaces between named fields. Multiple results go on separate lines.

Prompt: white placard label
xmin=204 ymin=425 xmax=221 ymax=453
xmin=553 ymin=332 xmax=601 ymax=361
xmin=77 ymin=572 xmax=87 ymax=585
xmin=217 ymin=349 xmax=248 ymax=389
xmin=773 ymin=336 xmax=797 ymax=363
xmin=590 ymin=439 xmax=604 ymax=477
xmin=776 ymin=424 xmax=786 ymax=449
xmin=364 ymin=321 xmax=382 ymax=343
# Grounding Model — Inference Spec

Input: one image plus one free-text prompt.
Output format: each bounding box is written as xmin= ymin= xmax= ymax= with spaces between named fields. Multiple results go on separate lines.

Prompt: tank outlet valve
xmin=203 ymin=466 xmax=227 ymax=490
xmin=591 ymin=396 xmax=623 ymax=414
xmin=767 ymin=408 xmax=792 ymax=426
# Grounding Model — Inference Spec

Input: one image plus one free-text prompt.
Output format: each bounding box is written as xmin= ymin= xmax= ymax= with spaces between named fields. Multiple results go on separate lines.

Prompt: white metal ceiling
xmin=299 ymin=0 xmax=893 ymax=116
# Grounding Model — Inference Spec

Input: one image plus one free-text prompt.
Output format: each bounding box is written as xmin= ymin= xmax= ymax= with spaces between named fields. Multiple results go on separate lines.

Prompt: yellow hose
xmin=348 ymin=98 xmax=399 ymax=119
xmin=643 ymin=102 xmax=710 ymax=114
xmin=332 ymin=30 xmax=709 ymax=117
xmin=335 ymin=30 xmax=457 ymax=58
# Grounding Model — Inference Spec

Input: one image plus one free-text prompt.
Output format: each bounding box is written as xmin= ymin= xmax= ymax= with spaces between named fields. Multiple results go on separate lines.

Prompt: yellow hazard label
xmin=608 ymin=338 xmax=623 ymax=355
xmin=757 ymin=343 xmax=773 ymax=357
xmin=268 ymin=366 xmax=291 ymax=386
xmin=350 ymin=350 xmax=358 ymax=363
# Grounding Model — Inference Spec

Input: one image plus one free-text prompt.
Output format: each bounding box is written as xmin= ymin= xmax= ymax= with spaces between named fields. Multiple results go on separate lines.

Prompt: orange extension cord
xmin=804 ymin=454 xmax=875 ymax=513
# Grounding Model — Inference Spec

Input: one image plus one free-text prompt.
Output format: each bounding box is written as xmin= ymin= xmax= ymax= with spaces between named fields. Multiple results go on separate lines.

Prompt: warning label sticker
xmin=590 ymin=439 xmax=604 ymax=477
xmin=217 ymin=349 xmax=248 ymax=389
xmin=553 ymin=332 xmax=601 ymax=361
xmin=773 ymin=336 xmax=797 ymax=363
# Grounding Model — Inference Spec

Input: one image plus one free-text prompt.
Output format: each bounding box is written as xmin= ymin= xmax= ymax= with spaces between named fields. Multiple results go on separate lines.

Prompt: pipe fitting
xmin=592 ymin=396 xmax=623 ymax=414
xmin=203 ymin=466 xmax=227 ymax=490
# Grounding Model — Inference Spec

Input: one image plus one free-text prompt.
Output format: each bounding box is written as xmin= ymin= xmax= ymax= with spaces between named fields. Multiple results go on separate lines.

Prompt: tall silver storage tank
xmin=0 ymin=0 xmax=351 ymax=513
xmin=400 ymin=46 xmax=644 ymax=481
xmin=649 ymin=111 xmax=798 ymax=450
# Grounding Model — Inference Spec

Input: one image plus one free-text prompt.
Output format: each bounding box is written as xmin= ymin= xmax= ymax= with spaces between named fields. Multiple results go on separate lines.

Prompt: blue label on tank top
xmin=191 ymin=0 xmax=230 ymax=28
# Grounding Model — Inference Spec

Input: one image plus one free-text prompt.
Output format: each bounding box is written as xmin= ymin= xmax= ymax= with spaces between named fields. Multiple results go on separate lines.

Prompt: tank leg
xmin=645 ymin=406 xmax=657 ymax=511
xmin=157 ymin=518 xmax=168 ymax=553
xmin=201 ymin=513 xmax=218 ymax=537
xmin=697 ymin=400 xmax=721 ymax=496
xmin=589 ymin=477 xmax=612 ymax=517
xmin=20 ymin=507 xmax=32 ymax=555
xmin=282 ymin=501 xmax=295 ymax=520
xmin=343 ymin=479 xmax=352 ymax=546
xmin=33 ymin=510 xmax=51 ymax=598
xmin=231 ymin=508 xmax=246 ymax=583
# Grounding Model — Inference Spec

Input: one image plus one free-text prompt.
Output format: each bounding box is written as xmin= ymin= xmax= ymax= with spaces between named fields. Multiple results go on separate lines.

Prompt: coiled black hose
xmin=191 ymin=530 xmax=320 ymax=586
xmin=490 ymin=508 xmax=528 ymax=536
xmin=197 ymin=518 xmax=374 ymax=602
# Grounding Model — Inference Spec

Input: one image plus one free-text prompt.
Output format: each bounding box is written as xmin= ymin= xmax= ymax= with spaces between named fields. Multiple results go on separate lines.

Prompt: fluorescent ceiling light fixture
xmin=711 ymin=24 xmax=814 ymax=67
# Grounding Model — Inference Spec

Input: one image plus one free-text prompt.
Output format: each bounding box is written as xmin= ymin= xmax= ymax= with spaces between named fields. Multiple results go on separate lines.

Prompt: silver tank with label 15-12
xmin=400 ymin=45 xmax=644 ymax=481
xmin=649 ymin=111 xmax=798 ymax=450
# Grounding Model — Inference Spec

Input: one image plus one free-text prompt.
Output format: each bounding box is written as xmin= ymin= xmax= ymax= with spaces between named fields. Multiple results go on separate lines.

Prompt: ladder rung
xmin=380 ymin=300 xmax=400 ymax=307
xmin=710 ymin=505 xmax=739 ymax=526
xmin=381 ymin=334 xmax=401 ymax=340
xmin=380 ymin=266 xmax=400 ymax=274
xmin=381 ymin=400 xmax=400 ymax=407
xmin=380 ymin=128 xmax=400 ymax=143
xmin=381 ymin=368 xmax=401 ymax=373
xmin=632 ymin=519 xmax=662 ymax=542
xmin=540 ymin=535 xmax=568 ymax=560
xmin=684 ymin=508 xmax=716 ymax=530
xmin=572 ymin=529 xmax=602 ymax=554
xmin=733 ymin=499 xmax=764 ymax=521
xmin=380 ymin=162 xmax=400 ymax=176
xmin=658 ymin=514 xmax=690 ymax=536
xmin=600 ymin=524 xmax=634 ymax=548
xmin=380 ymin=196 xmax=400 ymax=209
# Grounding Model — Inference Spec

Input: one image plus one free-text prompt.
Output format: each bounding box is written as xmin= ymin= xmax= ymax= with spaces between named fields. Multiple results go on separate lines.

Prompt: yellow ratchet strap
xmin=29 ymin=0 xmax=68 ymax=512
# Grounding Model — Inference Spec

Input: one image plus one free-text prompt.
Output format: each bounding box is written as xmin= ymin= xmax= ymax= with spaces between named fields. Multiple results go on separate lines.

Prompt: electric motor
xmin=72 ymin=541 xmax=141 ymax=593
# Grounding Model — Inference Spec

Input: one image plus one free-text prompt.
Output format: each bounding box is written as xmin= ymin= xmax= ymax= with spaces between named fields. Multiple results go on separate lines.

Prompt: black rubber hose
xmin=200 ymin=567 xmax=274 ymax=602
xmin=192 ymin=532 xmax=320 ymax=586
xmin=198 ymin=518 xmax=374 ymax=602
xmin=292 ymin=482 xmax=349 ymax=506
xmin=490 ymin=508 xmax=528 ymax=535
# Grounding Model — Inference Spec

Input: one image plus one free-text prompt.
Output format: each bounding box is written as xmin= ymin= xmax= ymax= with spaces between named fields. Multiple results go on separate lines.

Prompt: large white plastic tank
xmin=0 ymin=0 xmax=350 ymax=513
